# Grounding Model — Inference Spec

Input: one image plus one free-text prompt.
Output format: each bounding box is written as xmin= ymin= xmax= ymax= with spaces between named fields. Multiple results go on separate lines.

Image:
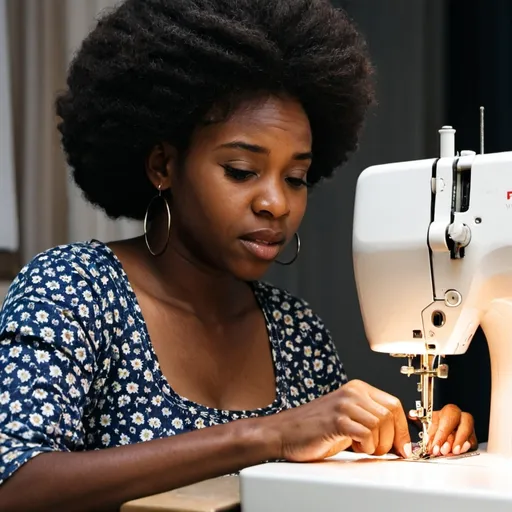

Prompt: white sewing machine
xmin=239 ymin=113 xmax=512 ymax=511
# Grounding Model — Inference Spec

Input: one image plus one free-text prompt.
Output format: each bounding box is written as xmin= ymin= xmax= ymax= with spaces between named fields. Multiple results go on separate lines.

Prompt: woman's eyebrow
xmin=215 ymin=140 xmax=312 ymax=160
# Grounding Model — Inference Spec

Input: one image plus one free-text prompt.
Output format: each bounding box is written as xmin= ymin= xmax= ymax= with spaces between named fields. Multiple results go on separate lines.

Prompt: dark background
xmin=266 ymin=0 xmax=512 ymax=444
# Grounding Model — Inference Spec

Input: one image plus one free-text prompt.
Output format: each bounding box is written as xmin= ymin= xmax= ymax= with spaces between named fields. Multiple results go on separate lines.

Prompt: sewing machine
xmin=239 ymin=112 xmax=512 ymax=510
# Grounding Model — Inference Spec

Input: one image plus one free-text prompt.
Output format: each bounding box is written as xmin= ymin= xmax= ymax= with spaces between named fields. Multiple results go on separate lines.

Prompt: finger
xmin=373 ymin=411 xmax=394 ymax=456
xmin=430 ymin=404 xmax=461 ymax=454
xmin=426 ymin=412 xmax=440 ymax=452
xmin=438 ymin=433 xmax=455 ymax=456
xmin=321 ymin=436 xmax=353 ymax=459
xmin=367 ymin=387 xmax=411 ymax=458
xmin=461 ymin=432 xmax=478 ymax=453
xmin=336 ymin=416 xmax=375 ymax=454
xmin=452 ymin=412 xmax=474 ymax=455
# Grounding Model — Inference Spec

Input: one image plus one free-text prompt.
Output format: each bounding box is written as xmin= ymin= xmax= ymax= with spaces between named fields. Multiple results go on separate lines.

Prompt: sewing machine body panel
xmin=352 ymin=158 xmax=436 ymax=355
xmin=353 ymin=147 xmax=512 ymax=357
xmin=240 ymin=448 xmax=512 ymax=512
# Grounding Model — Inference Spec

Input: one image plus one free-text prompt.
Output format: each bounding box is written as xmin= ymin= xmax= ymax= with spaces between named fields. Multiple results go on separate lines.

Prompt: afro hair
xmin=56 ymin=0 xmax=375 ymax=220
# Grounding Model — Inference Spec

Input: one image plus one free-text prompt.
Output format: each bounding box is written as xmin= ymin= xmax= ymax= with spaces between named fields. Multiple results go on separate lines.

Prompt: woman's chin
xmin=230 ymin=259 xmax=274 ymax=282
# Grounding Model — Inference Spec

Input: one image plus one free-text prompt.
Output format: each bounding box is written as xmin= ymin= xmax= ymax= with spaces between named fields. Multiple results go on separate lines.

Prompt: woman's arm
xmin=0 ymin=417 xmax=277 ymax=512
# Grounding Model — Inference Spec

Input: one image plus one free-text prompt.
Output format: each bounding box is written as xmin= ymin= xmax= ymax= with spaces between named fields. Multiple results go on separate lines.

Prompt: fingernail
xmin=403 ymin=442 xmax=412 ymax=458
xmin=441 ymin=442 xmax=450 ymax=455
xmin=453 ymin=445 xmax=461 ymax=455
xmin=462 ymin=441 xmax=471 ymax=453
xmin=433 ymin=445 xmax=440 ymax=456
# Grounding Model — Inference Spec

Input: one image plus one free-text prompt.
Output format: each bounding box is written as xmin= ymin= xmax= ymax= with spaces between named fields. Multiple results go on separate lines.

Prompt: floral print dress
xmin=0 ymin=240 xmax=347 ymax=484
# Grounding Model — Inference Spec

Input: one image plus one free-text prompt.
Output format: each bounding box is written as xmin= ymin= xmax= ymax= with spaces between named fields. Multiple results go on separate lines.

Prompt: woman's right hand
xmin=265 ymin=379 xmax=413 ymax=462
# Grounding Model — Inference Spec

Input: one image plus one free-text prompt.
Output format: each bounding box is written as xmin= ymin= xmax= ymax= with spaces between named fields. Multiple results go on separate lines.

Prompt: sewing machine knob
xmin=400 ymin=366 xmax=415 ymax=376
xmin=436 ymin=364 xmax=449 ymax=378
xmin=444 ymin=289 xmax=462 ymax=307
xmin=447 ymin=222 xmax=471 ymax=247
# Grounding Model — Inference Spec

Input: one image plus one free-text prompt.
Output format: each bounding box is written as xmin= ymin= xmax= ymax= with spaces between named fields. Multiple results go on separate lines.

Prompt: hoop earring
xmin=276 ymin=232 xmax=300 ymax=266
xmin=144 ymin=185 xmax=171 ymax=257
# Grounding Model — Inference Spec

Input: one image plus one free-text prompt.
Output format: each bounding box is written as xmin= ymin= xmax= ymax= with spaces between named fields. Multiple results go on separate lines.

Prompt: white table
xmin=239 ymin=444 xmax=512 ymax=511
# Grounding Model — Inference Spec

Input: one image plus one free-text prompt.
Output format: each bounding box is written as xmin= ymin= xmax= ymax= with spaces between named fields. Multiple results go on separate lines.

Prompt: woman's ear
xmin=146 ymin=141 xmax=177 ymax=191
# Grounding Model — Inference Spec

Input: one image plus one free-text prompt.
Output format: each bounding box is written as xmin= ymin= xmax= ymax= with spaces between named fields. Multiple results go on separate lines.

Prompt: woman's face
xmin=152 ymin=94 xmax=312 ymax=281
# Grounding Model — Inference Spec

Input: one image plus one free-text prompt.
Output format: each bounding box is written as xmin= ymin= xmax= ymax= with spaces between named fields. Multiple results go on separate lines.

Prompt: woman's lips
xmin=239 ymin=238 xmax=283 ymax=261
xmin=239 ymin=229 xmax=286 ymax=261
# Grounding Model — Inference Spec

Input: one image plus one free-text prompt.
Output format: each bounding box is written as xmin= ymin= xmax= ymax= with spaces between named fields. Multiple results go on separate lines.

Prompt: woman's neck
xmin=110 ymin=236 xmax=256 ymax=323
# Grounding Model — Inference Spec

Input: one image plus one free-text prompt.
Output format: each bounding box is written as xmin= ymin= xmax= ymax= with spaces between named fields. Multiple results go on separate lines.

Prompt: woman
xmin=0 ymin=0 xmax=477 ymax=510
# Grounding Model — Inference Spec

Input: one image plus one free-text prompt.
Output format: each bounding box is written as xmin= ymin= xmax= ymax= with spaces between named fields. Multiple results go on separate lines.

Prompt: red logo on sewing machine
xmin=508 ymin=191 xmax=512 ymax=200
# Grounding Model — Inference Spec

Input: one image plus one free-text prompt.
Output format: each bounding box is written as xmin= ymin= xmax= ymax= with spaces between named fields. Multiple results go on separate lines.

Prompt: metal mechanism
xmin=392 ymin=353 xmax=449 ymax=458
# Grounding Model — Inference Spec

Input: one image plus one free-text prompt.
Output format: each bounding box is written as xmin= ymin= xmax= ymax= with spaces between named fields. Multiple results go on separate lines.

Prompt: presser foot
xmin=411 ymin=441 xmax=430 ymax=460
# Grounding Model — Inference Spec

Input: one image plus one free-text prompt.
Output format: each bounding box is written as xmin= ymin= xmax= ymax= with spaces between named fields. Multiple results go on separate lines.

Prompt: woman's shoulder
xmin=1 ymin=240 xmax=125 ymax=314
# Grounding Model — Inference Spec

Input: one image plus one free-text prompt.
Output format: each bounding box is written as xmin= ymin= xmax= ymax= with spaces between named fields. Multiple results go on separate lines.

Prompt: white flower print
xmin=5 ymin=363 xmax=16 ymax=374
xmin=131 ymin=413 xmax=144 ymax=425
xmin=74 ymin=347 xmax=87 ymax=362
xmin=148 ymin=418 xmax=161 ymax=429
xmin=35 ymin=311 xmax=49 ymax=323
xmin=304 ymin=378 xmax=315 ymax=389
xmin=29 ymin=413 xmax=43 ymax=427
xmin=131 ymin=358 xmax=142 ymax=371
xmin=40 ymin=327 xmax=55 ymax=342
xmin=6 ymin=421 xmax=22 ymax=431
xmin=6 ymin=321 xmax=18 ymax=332
xmin=8 ymin=346 xmax=21 ymax=358
xmin=9 ymin=400 xmax=21 ymax=413
xmin=100 ymin=414 xmax=111 ymax=427
xmin=65 ymin=373 xmax=76 ymax=385
xmin=35 ymin=350 xmax=50 ymax=364
xmin=171 ymin=418 xmax=183 ymax=429
xmin=118 ymin=368 xmax=129 ymax=379
xmin=17 ymin=369 xmax=31 ymax=383
xmin=33 ymin=389 xmax=48 ymax=400
xmin=313 ymin=359 xmax=324 ymax=371
xmin=126 ymin=383 xmax=139 ymax=394
xmin=78 ymin=304 xmax=90 ymax=318
xmin=41 ymin=403 xmax=55 ymax=417
xmin=20 ymin=325 xmax=34 ymax=336
xmin=140 ymin=429 xmax=153 ymax=441
xmin=61 ymin=329 xmax=74 ymax=344
xmin=151 ymin=395 xmax=163 ymax=406
xmin=118 ymin=395 xmax=130 ymax=407
xmin=49 ymin=365 xmax=62 ymax=378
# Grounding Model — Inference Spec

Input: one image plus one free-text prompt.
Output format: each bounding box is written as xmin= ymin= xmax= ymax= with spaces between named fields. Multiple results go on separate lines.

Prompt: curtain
xmin=63 ymin=0 xmax=142 ymax=245
xmin=0 ymin=0 xmax=19 ymax=279
xmin=5 ymin=0 xmax=141 ymax=273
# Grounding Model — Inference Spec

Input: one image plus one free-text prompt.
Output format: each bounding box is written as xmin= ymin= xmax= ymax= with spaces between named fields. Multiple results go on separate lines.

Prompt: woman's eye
xmin=223 ymin=165 xmax=255 ymax=181
xmin=287 ymin=177 xmax=310 ymax=189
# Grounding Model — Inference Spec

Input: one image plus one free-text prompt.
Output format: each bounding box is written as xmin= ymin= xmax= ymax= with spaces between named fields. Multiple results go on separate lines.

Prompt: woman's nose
xmin=251 ymin=181 xmax=290 ymax=219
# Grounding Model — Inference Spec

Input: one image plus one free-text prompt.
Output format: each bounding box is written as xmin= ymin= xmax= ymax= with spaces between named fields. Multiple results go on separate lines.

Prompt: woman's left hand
xmin=420 ymin=404 xmax=478 ymax=456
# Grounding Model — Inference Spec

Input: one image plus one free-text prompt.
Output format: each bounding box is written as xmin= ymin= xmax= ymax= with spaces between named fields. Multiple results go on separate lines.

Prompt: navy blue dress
xmin=0 ymin=240 xmax=347 ymax=483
